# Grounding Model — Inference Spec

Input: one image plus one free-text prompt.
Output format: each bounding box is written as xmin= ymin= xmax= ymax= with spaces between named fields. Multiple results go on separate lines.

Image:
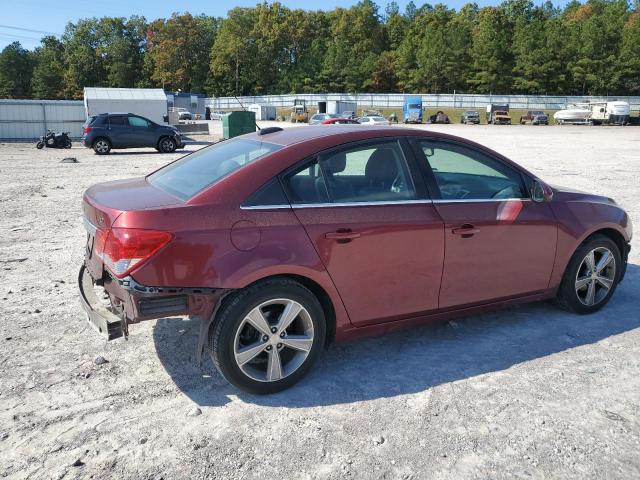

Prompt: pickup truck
xmin=492 ymin=110 xmax=512 ymax=125
xmin=520 ymin=110 xmax=549 ymax=125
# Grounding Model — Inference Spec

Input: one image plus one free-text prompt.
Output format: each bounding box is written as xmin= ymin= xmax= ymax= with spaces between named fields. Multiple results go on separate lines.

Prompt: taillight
xmin=97 ymin=228 xmax=172 ymax=278
xmin=83 ymin=127 xmax=92 ymax=134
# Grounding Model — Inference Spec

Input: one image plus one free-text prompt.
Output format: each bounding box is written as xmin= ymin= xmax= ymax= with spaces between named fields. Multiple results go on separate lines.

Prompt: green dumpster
xmin=222 ymin=111 xmax=256 ymax=139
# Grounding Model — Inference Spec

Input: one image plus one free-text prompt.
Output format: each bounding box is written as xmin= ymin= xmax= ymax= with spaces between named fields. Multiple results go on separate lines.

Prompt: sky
xmin=0 ymin=0 xmax=572 ymax=50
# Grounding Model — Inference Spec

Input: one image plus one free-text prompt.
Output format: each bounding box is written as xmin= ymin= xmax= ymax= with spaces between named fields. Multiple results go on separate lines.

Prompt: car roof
xmin=242 ymin=125 xmax=443 ymax=147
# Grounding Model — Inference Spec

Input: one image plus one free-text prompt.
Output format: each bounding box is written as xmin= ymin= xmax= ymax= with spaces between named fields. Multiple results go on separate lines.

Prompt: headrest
xmin=323 ymin=152 xmax=346 ymax=174
xmin=365 ymin=148 xmax=398 ymax=181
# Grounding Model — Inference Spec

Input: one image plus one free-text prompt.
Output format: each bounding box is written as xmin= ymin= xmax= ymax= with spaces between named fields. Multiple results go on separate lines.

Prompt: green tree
xmin=97 ymin=16 xmax=147 ymax=88
xmin=0 ymin=42 xmax=33 ymax=98
xmin=322 ymin=0 xmax=387 ymax=92
xmin=31 ymin=36 xmax=65 ymax=99
xmin=468 ymin=7 xmax=514 ymax=93
xmin=62 ymin=19 xmax=106 ymax=98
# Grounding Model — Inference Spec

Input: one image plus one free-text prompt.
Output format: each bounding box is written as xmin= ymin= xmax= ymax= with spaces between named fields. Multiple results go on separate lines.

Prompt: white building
xmin=84 ymin=88 xmax=168 ymax=124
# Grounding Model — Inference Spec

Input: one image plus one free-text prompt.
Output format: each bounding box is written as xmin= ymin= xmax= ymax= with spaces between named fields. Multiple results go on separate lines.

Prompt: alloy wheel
xmin=95 ymin=140 xmax=109 ymax=153
xmin=575 ymin=247 xmax=616 ymax=306
xmin=233 ymin=298 xmax=314 ymax=383
xmin=160 ymin=138 xmax=175 ymax=152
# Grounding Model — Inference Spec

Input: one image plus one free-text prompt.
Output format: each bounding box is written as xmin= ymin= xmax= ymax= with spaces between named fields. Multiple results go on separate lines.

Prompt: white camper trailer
xmin=589 ymin=101 xmax=630 ymax=125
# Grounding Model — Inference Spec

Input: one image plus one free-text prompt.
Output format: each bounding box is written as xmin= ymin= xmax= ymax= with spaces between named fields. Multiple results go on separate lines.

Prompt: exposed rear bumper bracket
xmin=78 ymin=265 xmax=124 ymax=340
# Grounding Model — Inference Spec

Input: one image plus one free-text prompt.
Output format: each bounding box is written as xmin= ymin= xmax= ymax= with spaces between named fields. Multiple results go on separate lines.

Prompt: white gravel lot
xmin=0 ymin=124 xmax=638 ymax=480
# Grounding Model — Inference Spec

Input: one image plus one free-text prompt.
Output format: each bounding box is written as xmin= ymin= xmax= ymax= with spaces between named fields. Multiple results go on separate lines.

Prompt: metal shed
xmin=0 ymin=99 xmax=85 ymax=140
xmin=84 ymin=88 xmax=168 ymax=125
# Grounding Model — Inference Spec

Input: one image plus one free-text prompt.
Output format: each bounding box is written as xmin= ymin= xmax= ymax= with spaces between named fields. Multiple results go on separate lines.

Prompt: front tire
xmin=158 ymin=137 xmax=176 ymax=153
xmin=36 ymin=141 xmax=44 ymax=149
xmin=557 ymin=235 xmax=621 ymax=314
xmin=210 ymin=278 xmax=326 ymax=394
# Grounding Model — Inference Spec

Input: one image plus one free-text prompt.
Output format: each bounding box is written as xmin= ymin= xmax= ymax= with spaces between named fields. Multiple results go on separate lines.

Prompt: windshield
xmin=148 ymin=138 xmax=282 ymax=200
xmin=371 ymin=116 xmax=386 ymax=121
xmin=465 ymin=111 xmax=478 ymax=115
xmin=408 ymin=104 xmax=421 ymax=109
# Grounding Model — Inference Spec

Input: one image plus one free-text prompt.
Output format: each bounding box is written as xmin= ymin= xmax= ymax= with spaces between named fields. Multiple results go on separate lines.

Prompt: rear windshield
xmin=148 ymin=138 xmax=282 ymax=200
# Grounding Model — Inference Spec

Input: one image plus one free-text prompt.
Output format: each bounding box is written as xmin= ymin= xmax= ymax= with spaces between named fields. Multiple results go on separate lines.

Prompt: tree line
xmin=0 ymin=0 xmax=639 ymax=100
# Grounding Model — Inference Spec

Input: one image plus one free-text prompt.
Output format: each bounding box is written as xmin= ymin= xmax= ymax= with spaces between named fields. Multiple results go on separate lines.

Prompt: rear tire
xmin=210 ymin=278 xmax=326 ymax=394
xmin=557 ymin=235 xmax=621 ymax=314
xmin=93 ymin=138 xmax=111 ymax=155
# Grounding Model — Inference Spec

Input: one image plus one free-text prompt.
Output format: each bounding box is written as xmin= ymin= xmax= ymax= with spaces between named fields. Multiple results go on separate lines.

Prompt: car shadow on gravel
xmin=153 ymin=264 xmax=640 ymax=408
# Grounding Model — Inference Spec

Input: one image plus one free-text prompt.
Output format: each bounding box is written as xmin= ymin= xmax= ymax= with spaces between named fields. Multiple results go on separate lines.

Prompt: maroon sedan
xmin=79 ymin=126 xmax=632 ymax=393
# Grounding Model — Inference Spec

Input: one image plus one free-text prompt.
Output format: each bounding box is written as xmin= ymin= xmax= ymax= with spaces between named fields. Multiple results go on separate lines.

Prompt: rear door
xmin=127 ymin=115 xmax=157 ymax=147
xmin=411 ymin=139 xmax=557 ymax=309
xmin=106 ymin=114 xmax=130 ymax=147
xmin=282 ymin=138 xmax=445 ymax=327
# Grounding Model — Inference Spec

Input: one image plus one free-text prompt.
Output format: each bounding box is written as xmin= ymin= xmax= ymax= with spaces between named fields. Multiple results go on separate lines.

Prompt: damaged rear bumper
xmin=78 ymin=264 xmax=227 ymax=341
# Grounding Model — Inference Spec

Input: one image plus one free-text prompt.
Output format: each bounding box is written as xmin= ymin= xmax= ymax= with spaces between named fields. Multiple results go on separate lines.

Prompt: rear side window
xmin=283 ymin=161 xmax=329 ymax=204
xmin=148 ymin=138 xmax=282 ymax=200
xmin=109 ymin=115 xmax=127 ymax=126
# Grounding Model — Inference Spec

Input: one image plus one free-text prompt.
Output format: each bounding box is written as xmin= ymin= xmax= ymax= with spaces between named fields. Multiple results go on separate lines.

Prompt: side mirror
xmin=532 ymin=179 xmax=553 ymax=203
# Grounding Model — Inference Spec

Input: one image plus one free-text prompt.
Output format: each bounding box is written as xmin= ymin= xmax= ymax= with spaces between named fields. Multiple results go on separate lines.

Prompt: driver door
xmin=412 ymin=139 xmax=557 ymax=309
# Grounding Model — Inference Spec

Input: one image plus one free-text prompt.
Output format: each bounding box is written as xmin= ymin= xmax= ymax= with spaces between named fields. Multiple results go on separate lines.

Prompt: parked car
xmin=520 ymin=110 xmax=549 ymax=125
xmin=309 ymin=113 xmax=339 ymax=125
xmin=358 ymin=115 xmax=390 ymax=125
xmin=339 ymin=111 xmax=357 ymax=119
xmin=426 ymin=111 xmax=450 ymax=124
xmin=82 ymin=113 xmax=184 ymax=155
xmin=321 ymin=118 xmax=360 ymax=125
xmin=175 ymin=108 xmax=192 ymax=121
xmin=79 ymin=126 xmax=631 ymax=394
xmin=461 ymin=110 xmax=480 ymax=124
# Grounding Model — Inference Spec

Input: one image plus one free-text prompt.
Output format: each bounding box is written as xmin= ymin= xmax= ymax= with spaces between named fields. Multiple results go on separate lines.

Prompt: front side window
xmin=129 ymin=116 xmax=150 ymax=128
xmin=417 ymin=141 xmax=527 ymax=200
xmin=149 ymin=138 xmax=281 ymax=200
xmin=318 ymin=141 xmax=416 ymax=203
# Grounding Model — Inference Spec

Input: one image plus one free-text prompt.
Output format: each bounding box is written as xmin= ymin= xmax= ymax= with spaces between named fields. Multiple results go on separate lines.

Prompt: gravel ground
xmin=0 ymin=124 xmax=639 ymax=480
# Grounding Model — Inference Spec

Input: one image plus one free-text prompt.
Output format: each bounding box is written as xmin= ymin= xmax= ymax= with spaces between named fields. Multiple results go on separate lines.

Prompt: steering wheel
xmin=491 ymin=186 xmax=517 ymax=199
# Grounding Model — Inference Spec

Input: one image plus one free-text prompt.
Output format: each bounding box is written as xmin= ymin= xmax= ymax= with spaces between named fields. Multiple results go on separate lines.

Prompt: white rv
xmin=589 ymin=101 xmax=630 ymax=125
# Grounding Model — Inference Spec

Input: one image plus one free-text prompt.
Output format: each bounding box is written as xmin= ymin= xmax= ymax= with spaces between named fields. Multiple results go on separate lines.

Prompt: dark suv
xmin=82 ymin=113 xmax=184 ymax=155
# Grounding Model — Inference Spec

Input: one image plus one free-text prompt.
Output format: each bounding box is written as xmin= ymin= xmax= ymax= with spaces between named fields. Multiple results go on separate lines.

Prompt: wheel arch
xmin=92 ymin=136 xmax=111 ymax=147
xmin=238 ymin=273 xmax=337 ymax=347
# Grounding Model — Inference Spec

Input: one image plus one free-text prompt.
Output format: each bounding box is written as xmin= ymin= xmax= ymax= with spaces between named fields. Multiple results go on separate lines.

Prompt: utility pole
xmin=235 ymin=58 xmax=240 ymax=97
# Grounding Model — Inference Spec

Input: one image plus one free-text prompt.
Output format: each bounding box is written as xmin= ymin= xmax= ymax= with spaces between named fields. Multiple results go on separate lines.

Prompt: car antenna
xmin=234 ymin=94 xmax=261 ymax=132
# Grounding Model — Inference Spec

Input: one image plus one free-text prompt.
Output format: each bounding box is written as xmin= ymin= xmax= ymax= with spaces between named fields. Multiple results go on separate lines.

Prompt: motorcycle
xmin=36 ymin=130 xmax=72 ymax=149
